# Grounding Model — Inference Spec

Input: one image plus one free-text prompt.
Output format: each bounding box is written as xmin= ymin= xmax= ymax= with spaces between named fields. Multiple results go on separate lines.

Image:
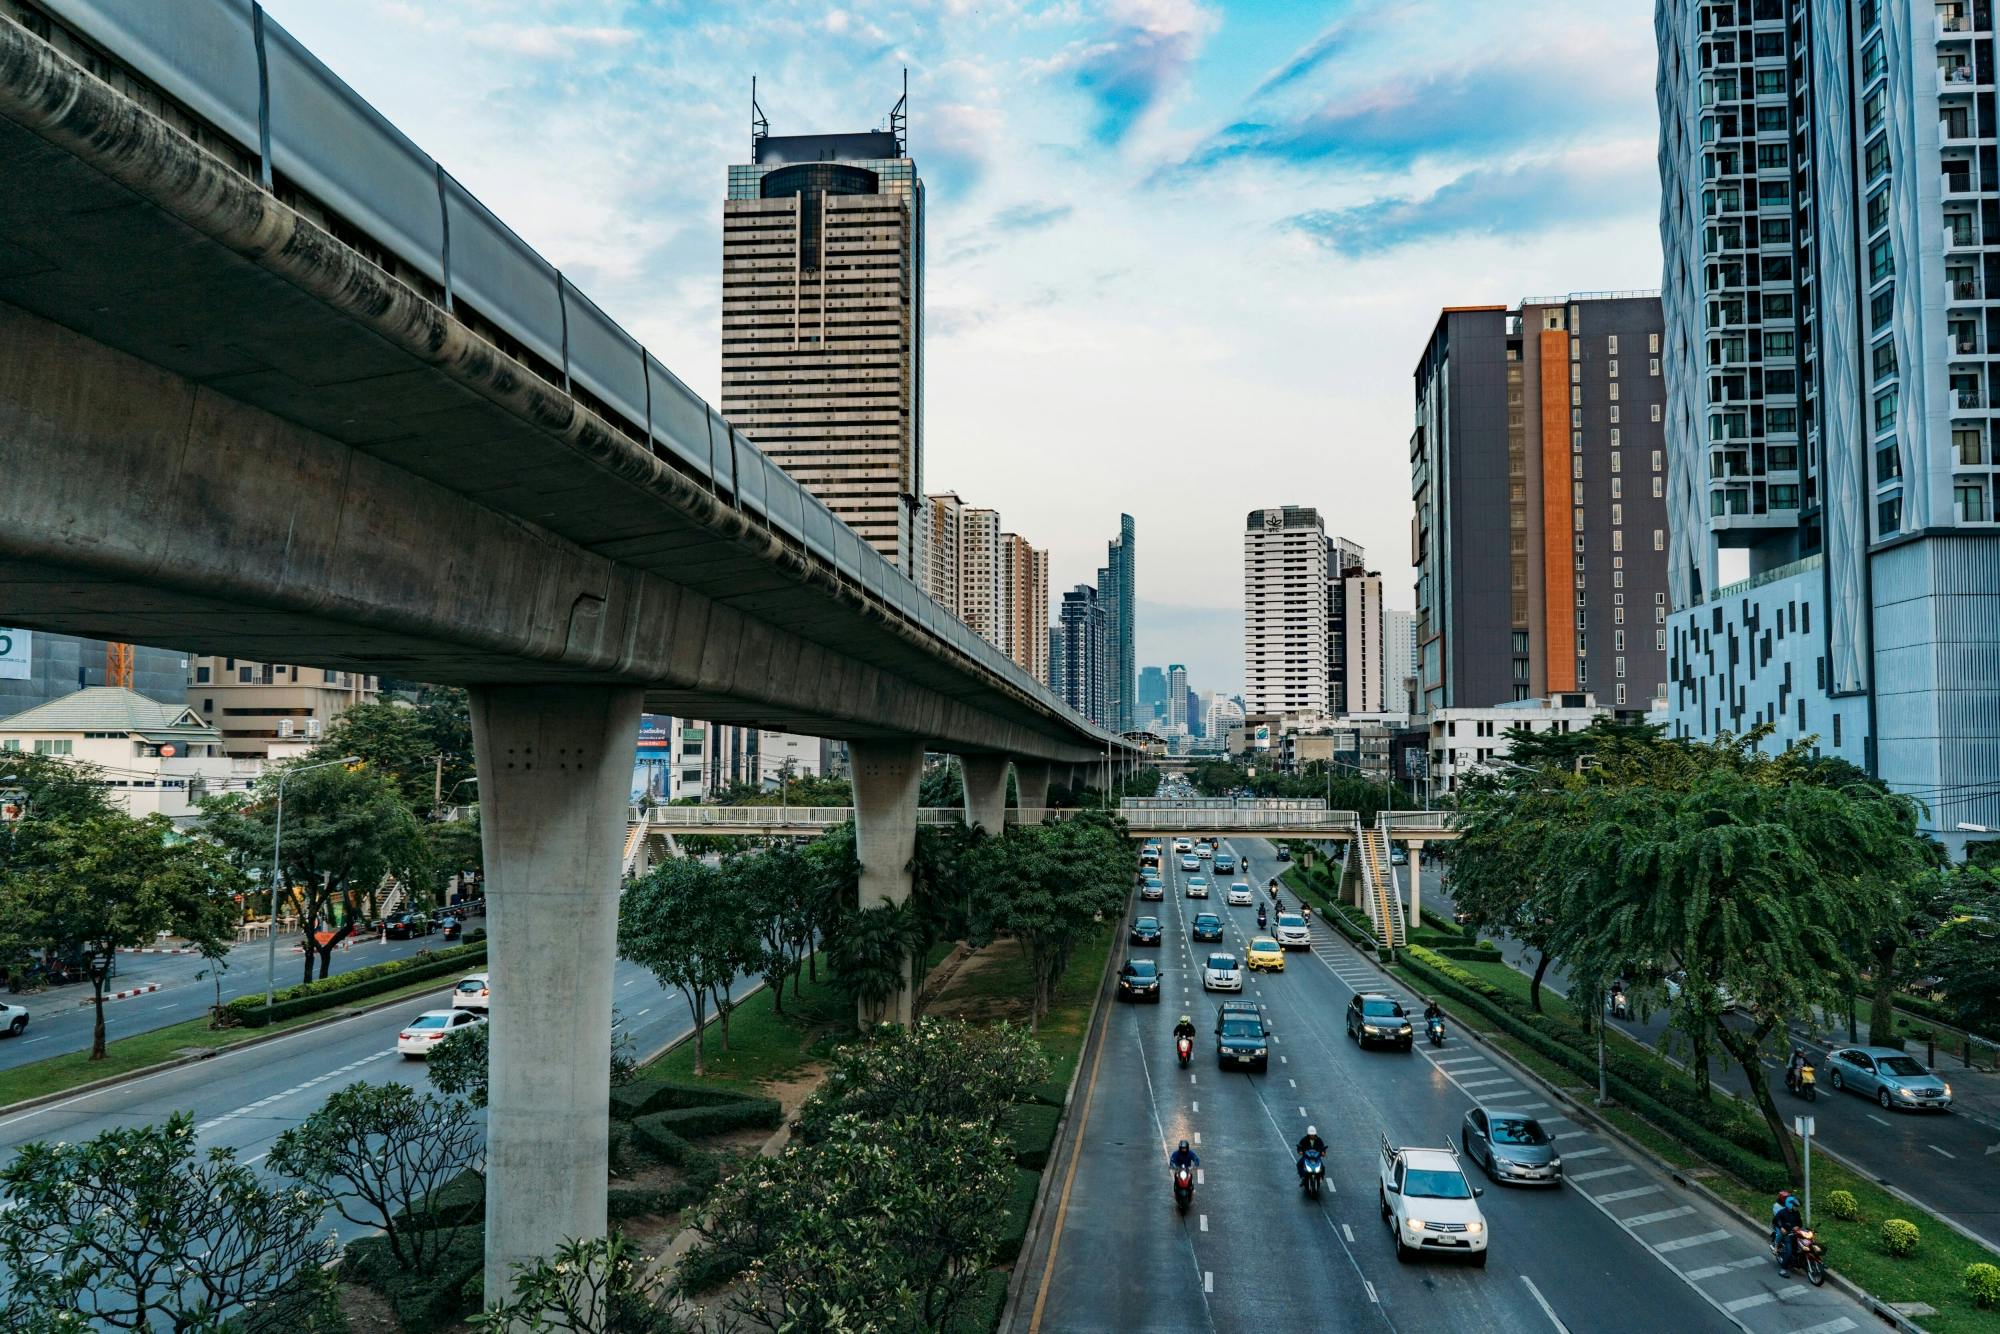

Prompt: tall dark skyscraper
xmin=1102 ymin=514 xmax=1136 ymax=731
xmin=1136 ymin=664 xmax=1168 ymax=722
xmin=1056 ymin=584 xmax=1108 ymax=726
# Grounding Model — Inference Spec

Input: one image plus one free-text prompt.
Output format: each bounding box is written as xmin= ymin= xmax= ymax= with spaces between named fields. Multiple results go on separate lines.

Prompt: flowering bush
xmin=1880 ymin=1218 xmax=1921 ymax=1257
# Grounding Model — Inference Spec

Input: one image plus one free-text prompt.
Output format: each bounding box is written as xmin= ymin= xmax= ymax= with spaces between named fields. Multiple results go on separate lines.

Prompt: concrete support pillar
xmin=1015 ymin=760 xmax=1052 ymax=823
xmin=961 ymin=754 xmax=1010 ymax=834
xmin=468 ymin=684 xmax=644 ymax=1303
xmin=1408 ymin=843 xmax=1422 ymax=928
xmin=851 ymin=738 xmax=924 ymax=1027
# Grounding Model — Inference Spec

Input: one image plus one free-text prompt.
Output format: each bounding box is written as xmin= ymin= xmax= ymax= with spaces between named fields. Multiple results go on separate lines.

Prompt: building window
xmin=1651 ymin=403 xmax=1662 ymax=422
xmin=1652 ymin=529 xmax=1664 ymax=551
xmin=1614 ymin=569 xmax=1625 ymax=588
xmin=1609 ymin=405 xmax=1621 ymax=423
xmin=32 ymin=740 xmax=73 ymax=756
xmin=1956 ymin=482 xmax=1988 ymax=522
xmin=1648 ymin=333 xmax=1660 ymax=354
xmin=1652 ymin=450 xmax=1663 ymax=472
xmin=1653 ymin=476 xmax=1664 ymax=498
xmin=1612 ymin=530 xmax=1624 ymax=551
xmin=1866 ymin=187 xmax=1890 ymax=235
xmin=1612 ymin=477 xmax=1623 ymax=499
xmin=1611 ymin=450 xmax=1623 ymax=472
xmin=194 ymin=666 xmax=210 ymax=684
xmin=238 ymin=667 xmax=254 ymax=683
xmin=1867 ymin=236 xmax=1894 ymax=283
xmin=1877 ymin=495 xmax=1903 ymax=535
xmin=1876 ymin=444 xmax=1902 ymax=482
xmin=1608 ymin=359 xmax=1620 ymax=378
xmin=1616 ymin=684 xmax=1628 ymax=705
xmin=1871 ymin=286 xmax=1895 ymax=331
xmin=1955 ymin=428 xmax=1985 ymax=465
xmin=1608 ymin=335 xmax=1619 ymax=354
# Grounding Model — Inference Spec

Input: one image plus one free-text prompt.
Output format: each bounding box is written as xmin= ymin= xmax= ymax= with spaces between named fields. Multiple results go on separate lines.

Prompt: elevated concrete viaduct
xmin=0 ymin=5 xmax=1133 ymax=1296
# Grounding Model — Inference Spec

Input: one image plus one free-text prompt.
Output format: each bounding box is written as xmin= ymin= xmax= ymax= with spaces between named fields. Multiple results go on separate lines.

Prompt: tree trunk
xmin=1528 ymin=950 xmax=1552 ymax=1014
xmin=714 ymin=984 xmax=733 ymax=1051
xmin=684 ymin=989 xmax=707 ymax=1077
xmin=89 ymin=970 xmax=108 ymax=1061
xmin=300 ymin=935 xmax=316 ymax=986
xmin=1716 ymin=1017 xmax=1800 ymax=1180
xmin=1868 ymin=940 xmax=1899 ymax=1047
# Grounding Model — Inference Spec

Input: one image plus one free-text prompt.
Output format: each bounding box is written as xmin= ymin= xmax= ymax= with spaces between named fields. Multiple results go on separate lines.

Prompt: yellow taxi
xmin=1246 ymin=935 xmax=1286 ymax=973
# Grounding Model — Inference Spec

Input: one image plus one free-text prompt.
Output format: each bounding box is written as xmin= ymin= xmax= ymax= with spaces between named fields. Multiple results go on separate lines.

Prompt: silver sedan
xmin=1825 ymin=1046 xmax=1952 ymax=1111
xmin=1461 ymin=1107 xmax=1563 ymax=1185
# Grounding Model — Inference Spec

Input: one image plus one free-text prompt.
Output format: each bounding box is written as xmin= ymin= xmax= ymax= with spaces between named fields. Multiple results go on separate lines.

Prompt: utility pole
xmin=434 ymin=753 xmax=443 ymax=811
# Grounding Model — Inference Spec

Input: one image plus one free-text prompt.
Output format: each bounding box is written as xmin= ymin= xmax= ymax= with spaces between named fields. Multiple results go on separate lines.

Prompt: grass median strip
xmin=0 ymin=971 xmax=462 ymax=1110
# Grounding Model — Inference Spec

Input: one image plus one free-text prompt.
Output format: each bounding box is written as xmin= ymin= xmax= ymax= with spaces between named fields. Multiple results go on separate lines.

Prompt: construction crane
xmin=105 ymin=640 xmax=133 ymax=688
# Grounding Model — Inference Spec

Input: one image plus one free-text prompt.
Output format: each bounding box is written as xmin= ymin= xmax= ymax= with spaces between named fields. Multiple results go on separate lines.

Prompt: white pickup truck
xmin=1379 ymin=1132 xmax=1488 ymax=1266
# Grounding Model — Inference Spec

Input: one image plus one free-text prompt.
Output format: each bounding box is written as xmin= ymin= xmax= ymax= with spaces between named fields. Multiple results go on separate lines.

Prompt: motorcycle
xmin=1176 ymin=1035 xmax=1193 ymax=1068
xmin=1173 ymin=1164 xmax=1196 ymax=1214
xmin=1299 ymin=1148 xmax=1325 ymax=1199
xmin=1609 ymin=991 xmax=1631 ymax=1021
xmin=1773 ymin=1227 xmax=1827 ymax=1285
xmin=1786 ymin=1063 xmax=1818 ymax=1101
xmin=1427 ymin=1016 xmax=1446 ymax=1047
xmin=1256 ymin=906 xmax=1268 ymax=931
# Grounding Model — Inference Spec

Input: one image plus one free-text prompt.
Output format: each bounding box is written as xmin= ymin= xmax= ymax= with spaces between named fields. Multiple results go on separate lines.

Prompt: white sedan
xmin=1202 ymin=953 xmax=1243 ymax=992
xmin=1 ymin=1001 xmax=26 ymax=1038
xmin=397 ymin=1007 xmax=484 ymax=1057
xmin=1226 ymin=882 xmax=1254 ymax=906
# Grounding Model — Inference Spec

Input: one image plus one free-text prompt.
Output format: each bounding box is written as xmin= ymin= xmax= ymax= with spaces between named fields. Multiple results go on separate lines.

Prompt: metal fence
xmin=32 ymin=0 xmax=1108 ymax=750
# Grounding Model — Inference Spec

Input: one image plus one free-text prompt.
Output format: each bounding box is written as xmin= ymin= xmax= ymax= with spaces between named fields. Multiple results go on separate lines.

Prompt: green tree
xmin=198 ymin=759 xmax=431 ymax=984
xmin=474 ymin=1234 xmax=694 ymax=1333
xmin=906 ymin=821 xmax=978 ymax=1020
xmin=0 ymin=1113 xmax=337 ymax=1330
xmin=316 ymin=688 xmax=474 ymax=817
xmin=966 ymin=814 xmax=1130 ymax=1030
xmin=1916 ymin=866 xmax=2000 ymax=1032
xmin=620 ymin=858 xmax=752 ymax=1075
xmin=1447 ymin=771 xmax=1574 ymax=1013
xmin=267 ymin=1082 xmax=481 ymax=1272
xmin=423 ymin=808 xmax=485 ymax=903
xmin=1495 ymin=716 xmax=1666 ymax=772
xmin=1546 ymin=735 xmax=1925 ymax=1178
xmin=919 ymin=756 xmax=964 ymax=808
xmin=0 ymin=811 xmax=242 ymax=1059
xmin=796 ymin=1016 xmax=1047 ymax=1143
xmin=727 ymin=842 xmax=813 ymax=1015
xmin=827 ymin=901 xmax=917 ymax=1027
xmin=426 ymin=1018 xmax=636 ymax=1110
xmin=796 ymin=822 xmax=858 ymax=988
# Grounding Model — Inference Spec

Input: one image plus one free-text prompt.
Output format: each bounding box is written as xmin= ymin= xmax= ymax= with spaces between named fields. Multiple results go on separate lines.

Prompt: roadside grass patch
xmin=637 ymin=965 xmax=849 ymax=1094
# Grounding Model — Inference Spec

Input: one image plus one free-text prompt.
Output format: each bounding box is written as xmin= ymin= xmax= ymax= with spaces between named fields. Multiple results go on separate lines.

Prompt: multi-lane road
xmin=1017 ymin=836 xmax=1873 ymax=1334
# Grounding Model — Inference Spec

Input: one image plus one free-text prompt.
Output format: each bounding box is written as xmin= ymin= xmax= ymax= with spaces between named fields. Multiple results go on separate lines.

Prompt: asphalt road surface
xmin=1019 ymin=837 xmax=1872 ymax=1334
xmin=1423 ymin=877 xmax=2000 ymax=1252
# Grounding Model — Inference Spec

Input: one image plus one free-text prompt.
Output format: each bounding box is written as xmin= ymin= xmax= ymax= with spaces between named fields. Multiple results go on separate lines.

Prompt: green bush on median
xmin=224 ymin=942 xmax=487 ymax=1027
xmin=1965 ymin=1261 xmax=2000 ymax=1308
xmin=1882 ymin=1219 xmax=1921 ymax=1257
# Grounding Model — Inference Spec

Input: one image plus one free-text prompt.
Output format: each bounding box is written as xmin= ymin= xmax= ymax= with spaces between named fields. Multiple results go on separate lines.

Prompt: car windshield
xmin=1125 ymin=962 xmax=1158 ymax=978
xmin=1195 ymin=916 xmax=1218 ymax=927
xmin=1252 ymin=937 xmax=1278 ymax=950
xmin=409 ymin=1014 xmax=449 ymax=1029
xmin=1402 ymin=1168 xmax=1473 ymax=1200
xmin=1220 ymin=1019 xmax=1263 ymax=1039
xmin=1879 ymin=1056 xmax=1929 ymax=1078
xmin=1207 ymin=955 xmax=1237 ymax=970
xmin=1136 ymin=918 xmax=1159 ymax=929
xmin=1488 ymin=1118 xmax=1547 ymax=1145
xmin=1277 ymin=914 xmax=1304 ymax=928
xmin=1363 ymin=1000 xmax=1404 ymax=1018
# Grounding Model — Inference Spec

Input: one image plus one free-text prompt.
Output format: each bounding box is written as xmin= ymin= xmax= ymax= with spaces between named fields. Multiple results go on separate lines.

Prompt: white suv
xmin=1380 ymin=1135 xmax=1488 ymax=1265
xmin=1274 ymin=912 xmax=1311 ymax=950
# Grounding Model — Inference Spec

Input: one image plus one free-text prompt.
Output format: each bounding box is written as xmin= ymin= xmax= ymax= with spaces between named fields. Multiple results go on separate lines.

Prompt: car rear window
xmin=456 ymin=979 xmax=484 ymax=992
xmin=409 ymin=1014 xmax=448 ymax=1029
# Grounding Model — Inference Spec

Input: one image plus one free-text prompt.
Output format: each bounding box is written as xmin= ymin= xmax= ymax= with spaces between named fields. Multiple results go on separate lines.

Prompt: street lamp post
xmin=265 ymin=754 xmax=361 ymax=1008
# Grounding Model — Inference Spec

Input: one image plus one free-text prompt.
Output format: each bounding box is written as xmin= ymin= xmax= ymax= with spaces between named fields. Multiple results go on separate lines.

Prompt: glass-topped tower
xmin=722 ymin=90 xmax=924 ymax=570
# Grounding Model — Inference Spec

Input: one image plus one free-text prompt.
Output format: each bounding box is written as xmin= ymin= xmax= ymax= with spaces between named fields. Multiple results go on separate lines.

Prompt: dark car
xmin=1461 ymin=1107 xmax=1563 ymax=1185
xmin=1139 ymin=875 xmax=1165 ymax=902
xmin=385 ymin=913 xmax=433 ymax=941
xmin=1118 ymin=959 xmax=1162 ymax=1003
xmin=1129 ymin=915 xmax=1164 ymax=946
xmin=1274 ymin=846 xmax=1291 ymax=862
xmin=1214 ymin=1000 xmax=1269 ymax=1071
xmin=1346 ymin=993 xmax=1414 ymax=1049
xmin=1191 ymin=912 xmax=1224 ymax=943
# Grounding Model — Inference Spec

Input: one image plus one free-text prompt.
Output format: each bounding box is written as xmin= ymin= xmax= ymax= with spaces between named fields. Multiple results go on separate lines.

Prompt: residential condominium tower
xmin=1657 ymin=0 xmax=2000 ymax=847
xmin=1411 ymin=296 xmax=1672 ymax=715
xmin=1328 ymin=547 xmax=1385 ymax=715
xmin=1102 ymin=515 xmax=1137 ymax=731
xmin=999 ymin=533 xmax=1050 ymax=683
xmin=1056 ymin=585 xmax=1109 ymax=726
xmin=1243 ymin=506 xmax=1331 ymax=719
xmin=722 ymin=98 xmax=923 ymax=570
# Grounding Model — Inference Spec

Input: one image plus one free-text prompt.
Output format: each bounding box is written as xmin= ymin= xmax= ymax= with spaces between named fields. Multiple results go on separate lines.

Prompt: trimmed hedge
xmin=611 ymin=1078 xmax=767 ymax=1121
xmin=992 ymin=1164 xmax=1043 ymax=1266
xmin=226 ymin=942 xmax=487 ymax=1027
xmin=1433 ymin=946 xmax=1504 ymax=964
xmin=1895 ymin=991 xmax=1999 ymax=1048
xmin=1005 ymin=1102 xmax=1063 ymax=1171
xmin=1399 ymin=946 xmax=1790 ymax=1191
xmin=392 ymin=1167 xmax=485 ymax=1231
xmin=341 ymin=1224 xmax=483 ymax=1334
xmin=635 ymin=1098 xmax=781 ymax=1141
xmin=607 ymin=1185 xmax=679 ymax=1220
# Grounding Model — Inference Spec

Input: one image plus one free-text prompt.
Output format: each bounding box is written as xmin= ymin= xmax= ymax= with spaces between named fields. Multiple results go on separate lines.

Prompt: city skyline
xmin=257 ymin=0 xmax=1665 ymax=684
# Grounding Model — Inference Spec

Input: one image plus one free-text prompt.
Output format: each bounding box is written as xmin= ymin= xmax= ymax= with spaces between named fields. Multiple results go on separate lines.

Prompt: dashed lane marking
xmin=1192 ymin=1132 xmax=1201 ymax=1146
xmin=1192 ymin=1101 xmax=1199 ymax=1112
xmin=1651 ymin=1230 xmax=1732 ymax=1254
xmin=1363 ymin=1280 xmax=1378 ymax=1303
xmin=1790 ymin=1320 xmax=1857 ymax=1334
xmin=1681 ymin=1257 xmax=1767 ymax=1280
xmin=1568 ymin=1165 xmax=1636 ymax=1183
xmin=1723 ymin=1286 xmax=1806 ymax=1313
xmin=1199 ymin=1214 xmax=1208 ymax=1232
xmin=1203 ymin=1271 xmax=1213 ymax=1294
xmin=1866 ymin=1113 xmax=1891 ymax=1127
xmin=1559 ymin=1145 xmax=1609 ymax=1159
xmin=195 ymin=1050 xmax=391 ymax=1134
xmin=1342 ymin=1223 xmax=1355 ymax=1243
xmin=1431 ymin=1056 xmax=1488 ymax=1067
xmin=1623 ymin=1206 xmax=1697 ymax=1228
xmin=1196 ymin=1169 xmax=1204 ymax=1185
xmin=1592 ymin=1185 xmax=1664 ymax=1204
xmin=1458 ymin=1077 xmax=1518 ymax=1090
xmin=1929 ymin=1144 xmax=1956 ymax=1159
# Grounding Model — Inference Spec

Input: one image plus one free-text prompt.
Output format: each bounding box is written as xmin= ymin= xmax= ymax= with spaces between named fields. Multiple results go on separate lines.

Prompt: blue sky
xmin=263 ymin=0 xmax=1664 ymax=694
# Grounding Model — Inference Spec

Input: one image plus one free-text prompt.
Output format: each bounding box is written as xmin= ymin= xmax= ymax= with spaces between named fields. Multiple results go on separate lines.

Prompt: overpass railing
xmin=1114 ymin=807 xmax=1361 ymax=829
xmin=1380 ymin=811 xmax=1454 ymax=834
xmin=23 ymin=0 xmax=1117 ymax=753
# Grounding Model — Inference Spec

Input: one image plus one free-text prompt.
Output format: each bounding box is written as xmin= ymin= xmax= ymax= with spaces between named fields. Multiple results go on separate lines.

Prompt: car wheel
xmin=1379 ymin=1189 xmax=1390 ymax=1220
xmin=401 ymin=1052 xmax=421 ymax=1061
xmin=1829 ymin=1069 xmax=1843 ymax=1091
xmin=6 ymin=1017 xmax=23 ymax=1036
xmin=1471 ymin=1248 xmax=1489 ymax=1269
xmin=1878 ymin=1087 xmax=1893 ymax=1110
xmin=1394 ymin=1232 xmax=1414 ymax=1264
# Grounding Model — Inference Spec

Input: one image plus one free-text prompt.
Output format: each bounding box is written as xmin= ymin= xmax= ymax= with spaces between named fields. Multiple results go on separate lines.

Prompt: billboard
xmin=1252 ymin=723 xmax=1271 ymax=750
xmin=0 ymin=628 xmax=27 ymax=680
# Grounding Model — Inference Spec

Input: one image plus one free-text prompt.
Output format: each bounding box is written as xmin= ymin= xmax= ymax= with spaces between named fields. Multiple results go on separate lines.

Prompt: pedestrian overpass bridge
xmin=630 ymin=803 xmax=1457 ymax=841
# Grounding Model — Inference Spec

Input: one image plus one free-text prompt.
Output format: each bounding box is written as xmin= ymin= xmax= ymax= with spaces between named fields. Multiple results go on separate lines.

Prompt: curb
xmin=1361 ymin=942 xmax=1929 ymax=1334
xmin=997 ymin=900 xmax=1123 ymax=1334
xmin=120 ymin=947 xmax=198 ymax=956
xmin=87 ymin=983 xmax=161 ymax=1005
xmin=0 ymin=978 xmax=464 ymax=1119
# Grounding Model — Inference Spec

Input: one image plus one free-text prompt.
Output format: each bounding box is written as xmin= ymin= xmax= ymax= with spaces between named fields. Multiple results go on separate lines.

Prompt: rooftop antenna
xmin=751 ymin=75 xmax=768 ymax=156
xmin=890 ymin=67 xmax=907 ymax=156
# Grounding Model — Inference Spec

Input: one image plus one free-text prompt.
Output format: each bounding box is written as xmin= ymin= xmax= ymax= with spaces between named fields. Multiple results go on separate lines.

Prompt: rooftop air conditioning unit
xmin=277 ymin=719 xmax=294 ymax=738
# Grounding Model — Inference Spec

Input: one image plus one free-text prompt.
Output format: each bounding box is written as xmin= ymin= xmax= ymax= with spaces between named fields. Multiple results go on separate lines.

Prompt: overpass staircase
xmin=1353 ymin=819 xmax=1406 ymax=949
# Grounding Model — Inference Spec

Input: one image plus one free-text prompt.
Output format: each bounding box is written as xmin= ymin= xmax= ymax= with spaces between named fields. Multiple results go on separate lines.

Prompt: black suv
xmin=1215 ymin=1000 xmax=1270 ymax=1071
xmin=1345 ymin=992 xmax=1414 ymax=1049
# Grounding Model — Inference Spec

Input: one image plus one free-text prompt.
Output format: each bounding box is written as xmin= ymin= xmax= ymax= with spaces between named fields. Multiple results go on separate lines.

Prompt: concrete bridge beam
xmin=851 ymin=739 xmax=924 ymax=1027
xmin=468 ymin=683 xmax=644 ymax=1304
xmin=960 ymin=754 xmax=1010 ymax=836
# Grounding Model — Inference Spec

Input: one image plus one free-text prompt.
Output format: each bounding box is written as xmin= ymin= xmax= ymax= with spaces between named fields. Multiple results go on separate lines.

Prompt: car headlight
xmin=1466 ymin=1221 xmax=1485 ymax=1234
xmin=1896 ymin=1086 xmax=1915 ymax=1099
xmin=1253 ymin=1046 xmax=1267 ymax=1057
xmin=1944 ymin=1084 xmax=1952 ymax=1097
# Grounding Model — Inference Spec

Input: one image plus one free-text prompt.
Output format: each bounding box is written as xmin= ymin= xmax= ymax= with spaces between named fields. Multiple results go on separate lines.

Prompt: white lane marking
xmin=1192 ymin=1132 xmax=1201 ymax=1146
xmin=1513 ymin=1102 xmax=1554 ymax=1112
xmin=1192 ymin=1101 xmax=1199 ymax=1112
xmin=1342 ymin=1223 xmax=1355 ymax=1243
xmin=1363 ymin=1279 xmax=1378 ymax=1304
xmin=1559 ymin=1145 xmax=1609 ymax=1159
xmin=1432 ymin=1056 xmax=1489 ymax=1068
xmin=1623 ymin=1206 xmax=1697 ymax=1228
xmin=1790 ymin=1320 xmax=1857 ymax=1334
xmin=1652 ymin=1230 xmax=1732 ymax=1254
xmin=1681 ymin=1257 xmax=1768 ymax=1280
xmin=1196 ymin=1169 xmax=1204 ymax=1185
xmin=1724 ymin=1287 xmax=1805 ymax=1313
xmin=1280 ymin=1055 xmax=1288 ymax=1065
xmin=1199 ymin=1214 xmax=1208 ymax=1232
xmin=1520 ymin=1275 xmax=1571 ymax=1332
xmin=1203 ymin=1271 xmax=1213 ymax=1294
xmin=1568 ymin=1165 xmax=1636 ymax=1183
xmin=1458 ymin=1077 xmax=1519 ymax=1090
xmin=636 ymin=1008 xmax=650 ymax=1017
xmin=1866 ymin=1113 xmax=1891 ymax=1127
xmin=621 ymin=980 xmax=636 ymax=988
xmin=1289 ymin=1078 xmax=1296 ymax=1088
xmin=1592 ymin=1185 xmax=1663 ymax=1204
xmin=1929 ymin=1144 xmax=1956 ymax=1159
xmin=1190 ymin=1074 xmax=1197 ymax=1086
xmin=195 ymin=1049 xmax=392 ymax=1134
xmin=243 ymin=1151 xmax=269 ymax=1166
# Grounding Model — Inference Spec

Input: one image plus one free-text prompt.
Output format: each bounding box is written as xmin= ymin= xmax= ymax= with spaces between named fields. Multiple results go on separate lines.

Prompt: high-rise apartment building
xmin=1166 ymin=663 xmax=1189 ymax=731
xmin=1657 ymin=0 xmax=2000 ymax=846
xmin=1384 ymin=608 xmax=1418 ymax=715
xmin=958 ymin=507 xmax=1003 ymax=646
xmin=722 ymin=100 xmax=923 ymax=570
xmin=1412 ymin=296 xmax=1671 ymax=715
xmin=1243 ymin=506 xmax=1331 ymax=719
xmin=185 ymin=657 xmax=378 ymax=758
xmin=1101 ymin=515 xmax=1137 ymax=730
xmin=1329 ymin=558 xmax=1386 ymax=715
xmin=998 ymin=533 xmax=1049 ymax=682
xmin=1056 ymin=585 xmax=1108 ymax=726
xmin=920 ymin=492 xmax=964 ymax=615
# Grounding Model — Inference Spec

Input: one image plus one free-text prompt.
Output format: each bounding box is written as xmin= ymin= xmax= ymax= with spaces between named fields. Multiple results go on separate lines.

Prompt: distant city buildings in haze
xmin=1166 ymin=663 xmax=1189 ymax=731
xmin=1329 ymin=558 xmax=1384 ymax=715
xmin=1411 ymin=294 xmax=1670 ymax=716
xmin=1657 ymin=0 xmax=2000 ymax=847
xmin=1137 ymin=665 xmax=1168 ymax=722
xmin=1384 ymin=608 xmax=1417 ymax=715
xmin=721 ymin=90 xmax=923 ymax=571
